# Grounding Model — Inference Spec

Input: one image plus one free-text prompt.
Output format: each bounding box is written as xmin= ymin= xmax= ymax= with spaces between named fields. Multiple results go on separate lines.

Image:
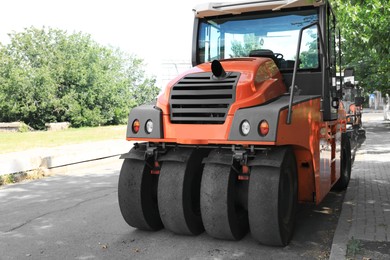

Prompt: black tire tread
xmin=201 ymin=150 xmax=248 ymax=240
xmin=158 ymin=149 xmax=205 ymax=235
xmin=333 ymin=133 xmax=352 ymax=190
xmin=118 ymin=157 xmax=163 ymax=231
xmin=248 ymin=147 xmax=297 ymax=246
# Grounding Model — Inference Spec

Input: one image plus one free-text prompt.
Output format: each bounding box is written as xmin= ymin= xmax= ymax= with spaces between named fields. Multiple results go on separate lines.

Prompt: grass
xmin=347 ymin=237 xmax=362 ymax=258
xmin=0 ymin=125 xmax=127 ymax=154
xmin=0 ymin=168 xmax=49 ymax=186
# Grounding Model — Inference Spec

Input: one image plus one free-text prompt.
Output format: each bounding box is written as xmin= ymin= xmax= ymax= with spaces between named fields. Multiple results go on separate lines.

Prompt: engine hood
xmin=156 ymin=57 xmax=287 ymax=122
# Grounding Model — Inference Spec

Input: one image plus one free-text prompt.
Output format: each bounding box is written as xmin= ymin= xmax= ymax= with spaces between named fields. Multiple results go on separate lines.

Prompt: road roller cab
xmin=118 ymin=0 xmax=351 ymax=247
xmin=341 ymin=68 xmax=366 ymax=143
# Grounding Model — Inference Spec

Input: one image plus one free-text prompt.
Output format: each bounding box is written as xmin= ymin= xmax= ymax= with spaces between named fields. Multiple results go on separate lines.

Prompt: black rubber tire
xmin=200 ymin=151 xmax=249 ymax=240
xmin=248 ymin=147 xmax=297 ymax=246
xmin=333 ymin=133 xmax=352 ymax=190
xmin=118 ymin=158 xmax=163 ymax=231
xmin=157 ymin=149 xmax=205 ymax=235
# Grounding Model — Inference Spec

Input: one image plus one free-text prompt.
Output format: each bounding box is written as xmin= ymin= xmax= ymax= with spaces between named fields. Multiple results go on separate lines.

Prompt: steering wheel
xmin=274 ymin=53 xmax=284 ymax=60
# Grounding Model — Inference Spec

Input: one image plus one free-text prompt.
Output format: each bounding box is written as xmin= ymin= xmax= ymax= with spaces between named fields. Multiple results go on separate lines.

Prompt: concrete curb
xmin=45 ymin=154 xmax=122 ymax=176
xmin=0 ymin=140 xmax=132 ymax=175
xmin=329 ymin=178 xmax=356 ymax=259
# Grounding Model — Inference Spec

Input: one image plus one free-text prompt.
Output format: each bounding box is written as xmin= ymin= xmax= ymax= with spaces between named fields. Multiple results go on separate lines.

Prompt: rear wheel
xmin=333 ymin=133 xmax=352 ymax=190
xmin=157 ymin=149 xmax=206 ymax=235
xmin=200 ymin=150 xmax=249 ymax=240
xmin=118 ymin=156 xmax=163 ymax=231
xmin=248 ymin=147 xmax=297 ymax=246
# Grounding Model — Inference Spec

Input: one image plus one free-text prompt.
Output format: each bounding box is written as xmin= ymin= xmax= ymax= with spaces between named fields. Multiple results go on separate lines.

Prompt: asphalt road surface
xmin=1 ymin=158 xmax=344 ymax=260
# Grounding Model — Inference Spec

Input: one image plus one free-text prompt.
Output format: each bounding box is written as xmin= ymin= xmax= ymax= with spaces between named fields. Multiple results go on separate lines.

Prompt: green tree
xmin=331 ymin=0 xmax=390 ymax=94
xmin=0 ymin=27 xmax=159 ymax=129
xmin=299 ymin=30 xmax=319 ymax=69
xmin=231 ymin=34 xmax=263 ymax=57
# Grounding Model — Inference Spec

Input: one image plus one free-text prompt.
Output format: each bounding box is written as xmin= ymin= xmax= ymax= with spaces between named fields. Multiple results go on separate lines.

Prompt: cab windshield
xmin=197 ymin=9 xmax=319 ymax=70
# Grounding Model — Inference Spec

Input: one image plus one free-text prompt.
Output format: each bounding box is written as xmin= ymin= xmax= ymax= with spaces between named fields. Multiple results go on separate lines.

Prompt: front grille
xmin=170 ymin=72 xmax=240 ymax=124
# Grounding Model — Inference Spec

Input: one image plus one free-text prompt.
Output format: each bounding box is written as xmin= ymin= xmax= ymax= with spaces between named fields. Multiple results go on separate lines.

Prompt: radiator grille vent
xmin=170 ymin=72 xmax=239 ymax=124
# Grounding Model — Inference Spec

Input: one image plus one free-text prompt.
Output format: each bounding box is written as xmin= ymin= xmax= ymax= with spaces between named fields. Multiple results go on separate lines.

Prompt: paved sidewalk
xmin=330 ymin=112 xmax=390 ymax=259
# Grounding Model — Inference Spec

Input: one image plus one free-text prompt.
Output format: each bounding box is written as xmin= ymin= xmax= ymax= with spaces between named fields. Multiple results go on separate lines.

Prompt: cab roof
xmin=193 ymin=0 xmax=325 ymax=18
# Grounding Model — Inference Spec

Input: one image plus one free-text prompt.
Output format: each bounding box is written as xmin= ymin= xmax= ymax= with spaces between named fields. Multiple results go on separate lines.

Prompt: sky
xmin=0 ymin=0 xmax=219 ymax=86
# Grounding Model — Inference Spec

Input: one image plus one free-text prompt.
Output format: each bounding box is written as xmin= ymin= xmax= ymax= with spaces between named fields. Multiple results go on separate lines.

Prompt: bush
xmin=18 ymin=122 xmax=31 ymax=133
xmin=0 ymin=27 xmax=160 ymax=129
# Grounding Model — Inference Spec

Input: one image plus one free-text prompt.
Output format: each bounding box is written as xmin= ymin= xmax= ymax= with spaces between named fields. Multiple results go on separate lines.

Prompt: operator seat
xmin=249 ymin=49 xmax=280 ymax=67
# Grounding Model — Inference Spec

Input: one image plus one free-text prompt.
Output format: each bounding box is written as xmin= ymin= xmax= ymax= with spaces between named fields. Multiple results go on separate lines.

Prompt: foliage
xmin=331 ymin=0 xmax=390 ymax=94
xmin=18 ymin=122 xmax=30 ymax=133
xmin=231 ymin=34 xmax=263 ymax=57
xmin=3 ymin=174 xmax=15 ymax=185
xmin=0 ymin=169 xmax=47 ymax=187
xmin=299 ymin=30 xmax=319 ymax=69
xmin=346 ymin=237 xmax=362 ymax=257
xmin=0 ymin=27 xmax=159 ymax=129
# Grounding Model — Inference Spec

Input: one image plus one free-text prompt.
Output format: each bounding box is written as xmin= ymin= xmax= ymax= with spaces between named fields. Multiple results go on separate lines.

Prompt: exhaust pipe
xmin=211 ymin=60 xmax=226 ymax=78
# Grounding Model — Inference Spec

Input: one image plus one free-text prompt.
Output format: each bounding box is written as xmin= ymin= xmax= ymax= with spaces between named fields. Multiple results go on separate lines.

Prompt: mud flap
xmin=119 ymin=145 xmax=147 ymax=161
xmin=202 ymin=149 xmax=232 ymax=166
xmin=248 ymin=147 xmax=289 ymax=168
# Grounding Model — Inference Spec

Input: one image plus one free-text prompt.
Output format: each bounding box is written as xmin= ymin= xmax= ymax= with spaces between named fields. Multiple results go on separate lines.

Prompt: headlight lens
xmin=145 ymin=120 xmax=153 ymax=134
xmin=240 ymin=120 xmax=251 ymax=136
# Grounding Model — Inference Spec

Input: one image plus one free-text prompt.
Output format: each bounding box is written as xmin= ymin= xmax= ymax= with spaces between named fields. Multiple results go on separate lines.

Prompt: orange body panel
xmin=276 ymin=98 xmax=321 ymax=203
xmin=157 ymin=58 xmax=287 ymax=121
xmin=276 ymin=98 xmax=346 ymax=203
xmin=129 ymin=58 xmax=286 ymax=145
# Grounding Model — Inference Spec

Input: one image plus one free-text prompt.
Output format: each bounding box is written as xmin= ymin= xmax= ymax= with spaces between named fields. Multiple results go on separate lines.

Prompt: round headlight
xmin=145 ymin=120 xmax=153 ymax=134
xmin=240 ymin=120 xmax=251 ymax=136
